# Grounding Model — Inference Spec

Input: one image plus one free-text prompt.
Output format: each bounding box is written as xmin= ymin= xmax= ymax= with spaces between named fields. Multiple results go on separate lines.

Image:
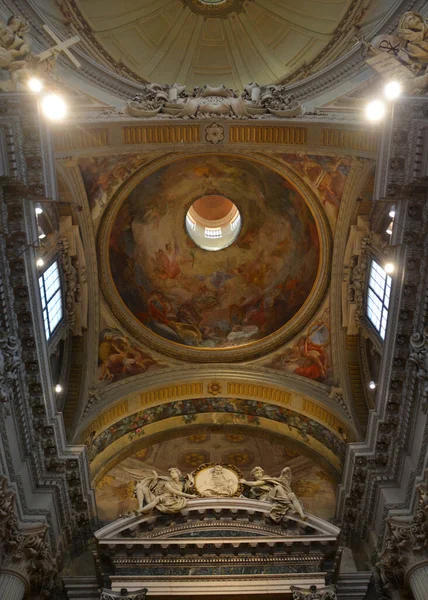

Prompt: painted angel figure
xmin=241 ymin=466 xmax=305 ymax=521
xmin=290 ymin=584 xmax=337 ymax=600
xmin=129 ymin=467 xmax=196 ymax=515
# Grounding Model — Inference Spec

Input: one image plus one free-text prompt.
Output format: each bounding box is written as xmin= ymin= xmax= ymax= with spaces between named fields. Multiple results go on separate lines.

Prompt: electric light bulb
xmin=386 ymin=222 xmax=393 ymax=235
xmin=389 ymin=208 xmax=396 ymax=218
xmin=384 ymin=262 xmax=395 ymax=274
xmin=35 ymin=206 xmax=43 ymax=215
xmin=38 ymin=233 xmax=46 ymax=240
xmin=369 ymin=381 xmax=376 ymax=390
xmin=54 ymin=384 xmax=63 ymax=393
xmin=36 ymin=258 xmax=44 ymax=267
xmin=365 ymin=100 xmax=386 ymax=122
xmin=41 ymin=93 xmax=67 ymax=121
xmin=27 ymin=77 xmax=43 ymax=93
xmin=384 ymin=81 xmax=402 ymax=101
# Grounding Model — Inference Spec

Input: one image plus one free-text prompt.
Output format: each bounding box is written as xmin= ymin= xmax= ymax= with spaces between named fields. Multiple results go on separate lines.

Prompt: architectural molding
xmin=336 ymin=96 xmax=428 ymax=598
xmin=0 ymin=94 xmax=96 ymax=595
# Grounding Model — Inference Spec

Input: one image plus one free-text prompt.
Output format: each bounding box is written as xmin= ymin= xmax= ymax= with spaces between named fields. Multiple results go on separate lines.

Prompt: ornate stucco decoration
xmin=0 ymin=327 xmax=20 ymax=405
xmin=56 ymin=216 xmax=88 ymax=336
xmin=409 ymin=327 xmax=428 ymax=413
xmin=0 ymin=15 xmax=80 ymax=91
xmin=100 ymin=589 xmax=148 ymax=600
xmin=129 ymin=463 xmax=304 ymax=523
xmin=205 ymin=123 xmax=224 ymax=144
xmin=291 ymin=585 xmax=337 ymax=600
xmin=0 ymin=477 xmax=58 ymax=595
xmin=376 ymin=469 xmax=428 ymax=594
xmin=125 ymin=83 xmax=303 ymax=120
xmin=182 ymin=0 xmax=247 ymax=17
xmin=342 ymin=216 xmax=392 ymax=336
xmin=370 ymin=12 xmax=428 ymax=93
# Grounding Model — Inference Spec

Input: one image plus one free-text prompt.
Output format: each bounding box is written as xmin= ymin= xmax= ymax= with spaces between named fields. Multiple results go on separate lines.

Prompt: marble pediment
xmin=96 ymin=497 xmax=340 ymax=545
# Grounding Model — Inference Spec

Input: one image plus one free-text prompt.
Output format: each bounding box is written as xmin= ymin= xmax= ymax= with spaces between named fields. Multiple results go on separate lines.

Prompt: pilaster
xmin=0 ymin=572 xmax=26 ymax=600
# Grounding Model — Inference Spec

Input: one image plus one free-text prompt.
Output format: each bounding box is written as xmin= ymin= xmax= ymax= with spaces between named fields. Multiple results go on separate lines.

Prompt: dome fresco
xmin=108 ymin=155 xmax=320 ymax=349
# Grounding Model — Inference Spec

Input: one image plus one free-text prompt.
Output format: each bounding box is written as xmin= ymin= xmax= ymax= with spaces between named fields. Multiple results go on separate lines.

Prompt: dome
xmin=105 ymin=154 xmax=322 ymax=352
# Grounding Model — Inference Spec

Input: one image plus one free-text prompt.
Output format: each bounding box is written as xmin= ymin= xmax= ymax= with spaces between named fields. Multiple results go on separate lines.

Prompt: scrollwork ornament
xmin=291 ymin=584 xmax=337 ymax=600
xmin=124 ymin=82 xmax=303 ymax=119
xmin=100 ymin=588 xmax=148 ymax=600
xmin=409 ymin=326 xmax=428 ymax=413
xmin=0 ymin=327 xmax=20 ymax=404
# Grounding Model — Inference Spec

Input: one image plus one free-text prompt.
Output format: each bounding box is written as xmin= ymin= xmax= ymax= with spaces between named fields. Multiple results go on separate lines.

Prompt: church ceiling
xmin=70 ymin=0 xmax=368 ymax=89
xmin=55 ymin=139 xmax=373 ymax=505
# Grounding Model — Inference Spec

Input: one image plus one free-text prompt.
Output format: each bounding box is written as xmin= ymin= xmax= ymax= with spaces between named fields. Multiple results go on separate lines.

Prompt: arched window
xmin=366 ymin=259 xmax=391 ymax=340
xmin=38 ymin=260 xmax=63 ymax=340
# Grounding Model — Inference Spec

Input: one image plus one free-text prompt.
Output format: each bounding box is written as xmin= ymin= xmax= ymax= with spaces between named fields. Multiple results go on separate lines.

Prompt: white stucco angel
xmin=125 ymin=467 xmax=196 ymax=515
xmin=241 ymin=466 xmax=305 ymax=521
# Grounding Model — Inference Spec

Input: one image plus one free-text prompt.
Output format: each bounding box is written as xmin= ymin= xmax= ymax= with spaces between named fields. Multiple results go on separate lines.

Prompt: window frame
xmin=38 ymin=258 xmax=64 ymax=342
xmin=365 ymin=258 xmax=392 ymax=341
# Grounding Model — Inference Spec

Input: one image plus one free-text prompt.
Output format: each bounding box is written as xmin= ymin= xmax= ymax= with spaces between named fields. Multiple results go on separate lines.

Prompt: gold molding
xmin=122 ymin=125 xmax=200 ymax=145
xmin=227 ymin=382 xmax=291 ymax=405
xmin=321 ymin=129 xmax=378 ymax=153
xmin=81 ymin=381 xmax=351 ymax=442
xmin=229 ymin=126 xmax=307 ymax=144
xmin=53 ymin=128 xmax=108 ymax=151
xmin=302 ymin=398 xmax=344 ymax=433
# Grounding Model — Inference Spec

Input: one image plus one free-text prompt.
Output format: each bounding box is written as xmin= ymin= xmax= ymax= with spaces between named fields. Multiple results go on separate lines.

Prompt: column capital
xmin=0 ymin=477 xmax=57 ymax=597
xmin=376 ymin=469 xmax=428 ymax=595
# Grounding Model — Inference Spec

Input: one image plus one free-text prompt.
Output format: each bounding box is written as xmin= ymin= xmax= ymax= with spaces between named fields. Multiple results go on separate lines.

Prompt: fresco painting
xmin=94 ymin=430 xmax=338 ymax=522
xmin=79 ymin=154 xmax=151 ymax=219
xmin=108 ymin=155 xmax=320 ymax=349
xmin=264 ymin=305 xmax=333 ymax=385
xmin=85 ymin=397 xmax=346 ymax=463
xmin=98 ymin=327 xmax=165 ymax=384
xmin=278 ymin=154 xmax=352 ymax=227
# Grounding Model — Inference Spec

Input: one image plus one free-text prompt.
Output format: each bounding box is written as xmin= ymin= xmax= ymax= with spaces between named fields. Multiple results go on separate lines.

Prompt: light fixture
xmin=384 ymin=81 xmax=402 ymax=101
xmin=365 ymin=100 xmax=386 ymax=122
xmin=27 ymin=77 xmax=43 ymax=93
xmin=384 ymin=262 xmax=395 ymax=274
xmin=40 ymin=93 xmax=67 ymax=121
xmin=389 ymin=208 xmax=396 ymax=218
xmin=35 ymin=206 xmax=43 ymax=215
xmin=54 ymin=384 xmax=63 ymax=394
xmin=386 ymin=222 xmax=393 ymax=235
xmin=369 ymin=381 xmax=376 ymax=390
xmin=36 ymin=258 xmax=44 ymax=267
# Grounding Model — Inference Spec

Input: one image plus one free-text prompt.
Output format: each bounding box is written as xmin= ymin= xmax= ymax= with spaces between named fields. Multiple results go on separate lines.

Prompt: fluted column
xmin=0 ymin=572 xmax=26 ymax=600
xmin=409 ymin=563 xmax=428 ymax=600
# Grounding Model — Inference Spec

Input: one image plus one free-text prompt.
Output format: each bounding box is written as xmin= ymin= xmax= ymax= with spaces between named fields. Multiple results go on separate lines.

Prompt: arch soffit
xmin=90 ymin=412 xmax=345 ymax=485
xmin=76 ymin=365 xmax=357 ymax=443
